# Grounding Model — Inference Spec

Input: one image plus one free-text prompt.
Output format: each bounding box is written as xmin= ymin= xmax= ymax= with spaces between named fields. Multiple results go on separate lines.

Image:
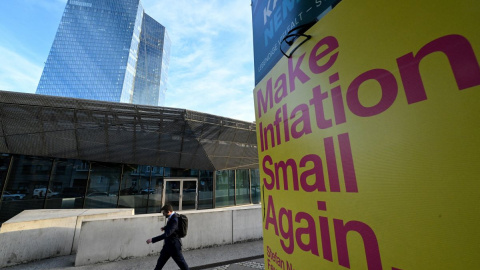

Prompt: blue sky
xmin=0 ymin=0 xmax=256 ymax=122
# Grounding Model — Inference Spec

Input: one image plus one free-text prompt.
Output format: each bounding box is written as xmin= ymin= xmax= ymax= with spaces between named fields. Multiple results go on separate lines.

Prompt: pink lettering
xmin=288 ymin=53 xmax=311 ymax=92
xmin=347 ymin=69 xmax=398 ymax=117
xmin=334 ymin=219 xmax=383 ymax=269
xmin=397 ymin=34 xmax=480 ymax=104
xmin=309 ymin=36 xmax=339 ymax=74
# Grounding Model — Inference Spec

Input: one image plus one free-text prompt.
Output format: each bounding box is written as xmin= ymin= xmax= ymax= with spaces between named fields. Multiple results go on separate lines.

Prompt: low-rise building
xmin=0 ymin=90 xmax=259 ymax=225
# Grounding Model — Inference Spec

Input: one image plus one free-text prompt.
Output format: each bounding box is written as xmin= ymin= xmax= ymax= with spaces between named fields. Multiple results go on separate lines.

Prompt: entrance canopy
xmin=0 ymin=91 xmax=258 ymax=171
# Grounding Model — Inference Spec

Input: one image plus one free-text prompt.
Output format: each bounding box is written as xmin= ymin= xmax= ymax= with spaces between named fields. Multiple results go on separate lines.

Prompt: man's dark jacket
xmin=152 ymin=213 xmax=180 ymax=245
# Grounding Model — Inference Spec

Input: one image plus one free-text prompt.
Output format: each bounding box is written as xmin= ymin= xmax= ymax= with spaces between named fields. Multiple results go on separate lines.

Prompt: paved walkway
xmin=2 ymin=240 xmax=264 ymax=270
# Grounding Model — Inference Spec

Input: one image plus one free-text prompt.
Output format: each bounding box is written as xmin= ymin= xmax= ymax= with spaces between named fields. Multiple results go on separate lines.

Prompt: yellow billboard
xmin=253 ymin=0 xmax=480 ymax=269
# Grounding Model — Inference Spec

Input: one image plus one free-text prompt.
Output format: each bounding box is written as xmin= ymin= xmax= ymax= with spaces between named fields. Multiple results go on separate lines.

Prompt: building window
xmin=250 ymin=169 xmax=261 ymax=204
xmin=0 ymin=156 xmax=53 ymax=222
xmin=148 ymin=166 xmax=164 ymax=213
xmin=198 ymin=170 xmax=213 ymax=209
xmin=215 ymin=170 xmax=235 ymax=207
xmin=45 ymin=159 xmax=88 ymax=210
xmin=118 ymin=164 xmax=151 ymax=214
xmin=84 ymin=162 xmax=121 ymax=209
xmin=0 ymin=155 xmax=11 ymax=192
xmin=236 ymin=169 xmax=250 ymax=205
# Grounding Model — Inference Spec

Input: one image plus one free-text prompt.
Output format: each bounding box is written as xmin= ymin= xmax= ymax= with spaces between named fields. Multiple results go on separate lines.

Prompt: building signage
xmin=253 ymin=0 xmax=480 ymax=269
xmin=251 ymin=0 xmax=339 ymax=85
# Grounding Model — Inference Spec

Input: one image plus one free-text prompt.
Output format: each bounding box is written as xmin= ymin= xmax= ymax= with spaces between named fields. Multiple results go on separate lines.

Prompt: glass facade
xmin=36 ymin=0 xmax=170 ymax=107
xmin=215 ymin=170 xmax=235 ymax=207
xmin=251 ymin=169 xmax=261 ymax=204
xmin=85 ymin=162 xmax=122 ymax=208
xmin=148 ymin=167 xmax=165 ymax=214
xmin=236 ymin=169 xmax=250 ymax=205
xmin=45 ymin=159 xmax=89 ymax=209
xmin=198 ymin=170 xmax=213 ymax=209
xmin=132 ymin=14 xmax=171 ymax=106
xmin=118 ymin=165 xmax=151 ymax=214
xmin=0 ymin=154 xmax=260 ymax=225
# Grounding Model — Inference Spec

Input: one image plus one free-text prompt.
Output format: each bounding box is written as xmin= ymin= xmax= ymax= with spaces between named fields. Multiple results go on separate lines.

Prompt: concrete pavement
xmin=2 ymin=240 xmax=264 ymax=270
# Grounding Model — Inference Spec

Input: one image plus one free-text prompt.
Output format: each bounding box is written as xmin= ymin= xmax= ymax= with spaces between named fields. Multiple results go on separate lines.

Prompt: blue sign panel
xmin=251 ymin=0 xmax=340 ymax=84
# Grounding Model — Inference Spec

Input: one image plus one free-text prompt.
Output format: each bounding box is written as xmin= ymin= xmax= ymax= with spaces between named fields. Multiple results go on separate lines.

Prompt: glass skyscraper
xmin=133 ymin=14 xmax=170 ymax=106
xmin=36 ymin=0 xmax=170 ymax=106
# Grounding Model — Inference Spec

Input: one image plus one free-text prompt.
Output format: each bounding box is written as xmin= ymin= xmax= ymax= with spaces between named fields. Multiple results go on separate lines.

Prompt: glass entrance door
xmin=163 ymin=179 xmax=198 ymax=210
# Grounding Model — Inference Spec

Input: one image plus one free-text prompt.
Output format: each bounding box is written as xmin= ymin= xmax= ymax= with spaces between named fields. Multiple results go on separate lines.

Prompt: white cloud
xmin=143 ymin=0 xmax=256 ymax=122
xmin=0 ymin=47 xmax=42 ymax=93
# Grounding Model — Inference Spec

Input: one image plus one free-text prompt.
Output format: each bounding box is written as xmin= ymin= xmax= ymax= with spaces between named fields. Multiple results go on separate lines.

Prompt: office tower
xmin=133 ymin=14 xmax=170 ymax=106
xmin=36 ymin=0 xmax=170 ymax=106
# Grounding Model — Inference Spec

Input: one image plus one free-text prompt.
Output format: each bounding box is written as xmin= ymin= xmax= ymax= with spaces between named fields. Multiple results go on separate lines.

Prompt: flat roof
xmin=0 ymin=90 xmax=258 ymax=171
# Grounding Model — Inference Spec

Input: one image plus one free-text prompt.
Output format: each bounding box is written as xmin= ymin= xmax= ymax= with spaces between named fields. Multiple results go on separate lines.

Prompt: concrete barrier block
xmin=0 ymin=209 xmax=84 ymax=233
xmin=0 ymin=208 xmax=134 ymax=268
xmin=0 ymin=216 xmax=77 ymax=268
xmin=71 ymin=209 xmax=134 ymax=254
xmin=181 ymin=210 xmax=233 ymax=250
xmin=232 ymin=205 xmax=262 ymax=242
xmin=75 ymin=214 xmax=165 ymax=266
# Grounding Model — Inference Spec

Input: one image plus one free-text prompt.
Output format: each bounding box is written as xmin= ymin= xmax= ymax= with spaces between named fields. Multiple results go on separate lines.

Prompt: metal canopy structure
xmin=0 ymin=91 xmax=258 ymax=171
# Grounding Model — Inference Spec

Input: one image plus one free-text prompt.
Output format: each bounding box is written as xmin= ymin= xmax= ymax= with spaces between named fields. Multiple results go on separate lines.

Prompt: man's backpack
xmin=176 ymin=213 xmax=188 ymax=238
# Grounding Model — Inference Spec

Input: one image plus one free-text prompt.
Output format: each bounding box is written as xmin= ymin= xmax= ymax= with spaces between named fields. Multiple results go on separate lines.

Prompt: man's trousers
xmin=155 ymin=239 xmax=189 ymax=270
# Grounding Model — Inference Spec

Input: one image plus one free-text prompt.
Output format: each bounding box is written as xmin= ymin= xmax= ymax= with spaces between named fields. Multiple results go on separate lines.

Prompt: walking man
xmin=146 ymin=204 xmax=189 ymax=270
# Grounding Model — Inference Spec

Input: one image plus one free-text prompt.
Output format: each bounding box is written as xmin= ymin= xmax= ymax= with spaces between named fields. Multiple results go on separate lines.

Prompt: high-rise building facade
xmin=133 ymin=14 xmax=170 ymax=106
xmin=36 ymin=0 xmax=170 ymax=106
